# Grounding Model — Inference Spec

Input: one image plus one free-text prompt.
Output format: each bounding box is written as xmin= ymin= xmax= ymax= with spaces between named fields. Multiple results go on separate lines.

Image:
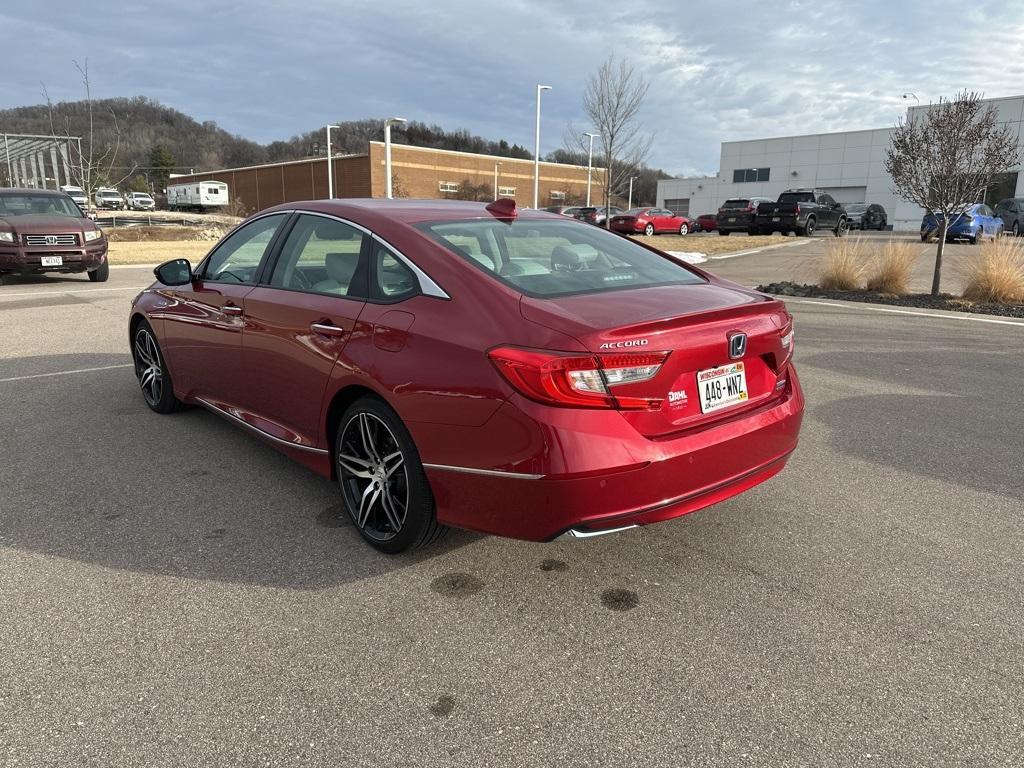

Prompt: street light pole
xmin=325 ymin=124 xmax=339 ymax=199
xmin=384 ymin=117 xmax=407 ymax=199
xmin=628 ymin=176 xmax=638 ymax=209
xmin=533 ymin=84 xmax=552 ymax=209
xmin=493 ymin=161 xmax=502 ymax=200
xmin=584 ymin=132 xmax=599 ymax=207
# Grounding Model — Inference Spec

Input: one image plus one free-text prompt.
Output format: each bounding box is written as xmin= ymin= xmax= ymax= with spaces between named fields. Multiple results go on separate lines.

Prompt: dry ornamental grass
xmin=865 ymin=240 xmax=920 ymax=295
xmin=819 ymin=237 xmax=869 ymax=291
xmin=962 ymin=236 xmax=1024 ymax=304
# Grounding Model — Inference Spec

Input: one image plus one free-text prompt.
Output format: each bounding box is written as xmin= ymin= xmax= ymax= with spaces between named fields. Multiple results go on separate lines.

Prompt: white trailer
xmin=166 ymin=180 xmax=229 ymax=211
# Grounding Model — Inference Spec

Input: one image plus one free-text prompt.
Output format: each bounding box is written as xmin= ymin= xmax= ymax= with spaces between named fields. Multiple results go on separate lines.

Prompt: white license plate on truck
xmin=697 ymin=362 xmax=748 ymax=414
xmin=41 ymin=256 xmax=63 ymax=267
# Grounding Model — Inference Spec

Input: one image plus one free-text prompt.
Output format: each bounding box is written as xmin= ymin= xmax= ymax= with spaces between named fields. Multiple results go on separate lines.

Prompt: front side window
xmin=268 ymin=214 xmax=366 ymax=297
xmin=419 ymin=218 xmax=705 ymax=298
xmin=201 ymin=213 xmax=287 ymax=283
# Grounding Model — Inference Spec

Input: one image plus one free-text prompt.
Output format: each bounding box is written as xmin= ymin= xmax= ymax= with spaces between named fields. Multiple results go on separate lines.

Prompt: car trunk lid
xmin=520 ymin=283 xmax=793 ymax=437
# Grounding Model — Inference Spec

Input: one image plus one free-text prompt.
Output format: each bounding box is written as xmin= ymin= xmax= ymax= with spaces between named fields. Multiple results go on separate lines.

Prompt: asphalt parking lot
xmin=2 ymin=263 xmax=1022 ymax=767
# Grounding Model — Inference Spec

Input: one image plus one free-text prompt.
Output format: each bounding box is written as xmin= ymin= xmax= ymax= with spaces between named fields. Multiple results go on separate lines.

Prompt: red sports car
xmin=130 ymin=198 xmax=803 ymax=553
xmin=609 ymin=207 xmax=693 ymax=236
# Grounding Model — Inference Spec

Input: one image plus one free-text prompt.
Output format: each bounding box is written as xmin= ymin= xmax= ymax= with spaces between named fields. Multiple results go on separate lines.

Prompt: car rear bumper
xmin=755 ymin=215 xmax=801 ymax=230
xmin=716 ymin=215 xmax=754 ymax=231
xmin=422 ymin=366 xmax=805 ymax=541
xmin=0 ymin=242 xmax=107 ymax=274
xmin=609 ymin=222 xmax=642 ymax=233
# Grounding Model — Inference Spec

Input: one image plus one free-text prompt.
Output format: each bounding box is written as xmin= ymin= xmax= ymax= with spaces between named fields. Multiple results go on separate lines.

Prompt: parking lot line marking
xmin=787 ymin=298 xmax=1024 ymax=327
xmin=0 ymin=364 xmax=133 ymax=383
xmin=0 ymin=286 xmax=145 ymax=299
xmin=709 ymin=239 xmax=811 ymax=260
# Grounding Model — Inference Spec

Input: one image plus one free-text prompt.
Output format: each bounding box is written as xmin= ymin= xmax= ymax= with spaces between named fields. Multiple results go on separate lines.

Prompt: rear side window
xmin=419 ymin=219 xmax=705 ymax=298
xmin=370 ymin=242 xmax=418 ymax=301
xmin=268 ymin=214 xmax=367 ymax=297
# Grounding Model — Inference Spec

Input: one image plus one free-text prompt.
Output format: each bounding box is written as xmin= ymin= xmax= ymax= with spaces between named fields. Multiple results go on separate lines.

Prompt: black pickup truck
xmin=755 ymin=189 xmax=849 ymax=236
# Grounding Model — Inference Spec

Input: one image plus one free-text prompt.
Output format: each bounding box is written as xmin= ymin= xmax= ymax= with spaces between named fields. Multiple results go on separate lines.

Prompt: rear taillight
xmin=488 ymin=346 xmax=669 ymax=410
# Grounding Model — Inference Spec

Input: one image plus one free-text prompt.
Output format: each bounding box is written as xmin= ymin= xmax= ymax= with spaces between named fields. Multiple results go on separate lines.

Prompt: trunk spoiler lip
xmin=596 ymin=298 xmax=787 ymax=341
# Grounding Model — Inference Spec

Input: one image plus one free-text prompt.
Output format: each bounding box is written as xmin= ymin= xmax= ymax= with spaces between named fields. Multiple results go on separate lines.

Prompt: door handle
xmin=310 ymin=321 xmax=346 ymax=338
xmin=222 ymin=303 xmax=243 ymax=316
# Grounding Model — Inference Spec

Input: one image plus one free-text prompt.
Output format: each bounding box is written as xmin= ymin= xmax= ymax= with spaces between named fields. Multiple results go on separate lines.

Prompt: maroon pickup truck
xmin=0 ymin=188 xmax=108 ymax=282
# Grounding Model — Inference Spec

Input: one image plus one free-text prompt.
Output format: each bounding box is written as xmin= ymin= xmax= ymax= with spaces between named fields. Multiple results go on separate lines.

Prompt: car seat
xmin=313 ymin=252 xmax=360 ymax=295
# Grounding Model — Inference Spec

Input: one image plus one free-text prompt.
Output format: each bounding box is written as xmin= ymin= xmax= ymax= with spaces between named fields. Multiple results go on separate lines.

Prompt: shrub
xmin=865 ymin=239 xmax=920 ymax=294
xmin=962 ymin=236 xmax=1024 ymax=304
xmin=819 ymin=237 xmax=869 ymax=291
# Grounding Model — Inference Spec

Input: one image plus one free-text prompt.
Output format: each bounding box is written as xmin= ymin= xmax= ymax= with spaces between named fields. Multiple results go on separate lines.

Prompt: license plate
xmin=40 ymin=256 xmax=63 ymax=267
xmin=771 ymin=216 xmax=780 ymax=222
xmin=728 ymin=217 xmax=736 ymax=222
xmin=697 ymin=362 xmax=748 ymax=414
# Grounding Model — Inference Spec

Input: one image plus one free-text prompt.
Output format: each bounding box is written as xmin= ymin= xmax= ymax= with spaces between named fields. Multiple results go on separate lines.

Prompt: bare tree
xmin=569 ymin=56 xmax=652 ymax=225
xmin=885 ymin=91 xmax=1019 ymax=295
xmin=42 ymin=59 xmax=135 ymax=208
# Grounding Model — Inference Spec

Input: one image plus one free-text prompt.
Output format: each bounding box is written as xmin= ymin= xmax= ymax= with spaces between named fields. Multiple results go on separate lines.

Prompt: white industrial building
xmin=658 ymin=96 xmax=1024 ymax=231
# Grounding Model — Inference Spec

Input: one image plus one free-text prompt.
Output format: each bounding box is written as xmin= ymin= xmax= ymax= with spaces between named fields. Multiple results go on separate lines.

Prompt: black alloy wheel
xmin=336 ymin=397 xmax=444 ymax=553
xmin=133 ymin=322 xmax=182 ymax=413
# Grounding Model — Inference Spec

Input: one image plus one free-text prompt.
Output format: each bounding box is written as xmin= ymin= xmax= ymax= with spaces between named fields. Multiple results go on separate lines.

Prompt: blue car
xmin=921 ymin=204 xmax=1004 ymax=244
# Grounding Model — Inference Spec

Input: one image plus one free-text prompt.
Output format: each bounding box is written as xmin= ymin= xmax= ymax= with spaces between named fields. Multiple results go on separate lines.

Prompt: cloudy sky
xmin=3 ymin=0 xmax=1023 ymax=175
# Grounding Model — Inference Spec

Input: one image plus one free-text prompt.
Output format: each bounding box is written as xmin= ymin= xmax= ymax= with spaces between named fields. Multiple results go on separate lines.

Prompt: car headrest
xmin=324 ymin=252 xmax=359 ymax=284
xmin=551 ymin=244 xmax=600 ymax=271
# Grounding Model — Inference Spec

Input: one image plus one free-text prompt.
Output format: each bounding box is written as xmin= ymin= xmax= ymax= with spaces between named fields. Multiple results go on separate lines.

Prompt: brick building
xmin=167 ymin=142 xmax=607 ymax=214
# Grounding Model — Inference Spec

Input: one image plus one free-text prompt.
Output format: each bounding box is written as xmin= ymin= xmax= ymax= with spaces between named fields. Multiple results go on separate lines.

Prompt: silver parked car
xmin=994 ymin=198 xmax=1024 ymax=237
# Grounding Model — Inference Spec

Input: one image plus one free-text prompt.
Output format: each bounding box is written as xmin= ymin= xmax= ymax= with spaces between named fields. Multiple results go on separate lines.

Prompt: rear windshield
xmin=778 ymin=192 xmax=816 ymax=204
xmin=418 ymin=218 xmax=705 ymax=298
xmin=845 ymin=204 xmax=867 ymax=213
xmin=721 ymin=199 xmax=750 ymax=209
xmin=0 ymin=193 xmax=82 ymax=217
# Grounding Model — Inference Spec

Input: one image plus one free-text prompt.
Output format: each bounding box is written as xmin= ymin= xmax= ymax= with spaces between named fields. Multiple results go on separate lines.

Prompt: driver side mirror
xmin=154 ymin=258 xmax=193 ymax=286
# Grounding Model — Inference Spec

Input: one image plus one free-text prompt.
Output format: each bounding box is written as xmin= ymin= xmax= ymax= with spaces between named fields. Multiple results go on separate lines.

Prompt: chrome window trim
xmin=422 ymin=463 xmax=545 ymax=480
xmin=195 ymin=397 xmax=329 ymax=455
xmin=292 ymin=209 xmax=450 ymax=299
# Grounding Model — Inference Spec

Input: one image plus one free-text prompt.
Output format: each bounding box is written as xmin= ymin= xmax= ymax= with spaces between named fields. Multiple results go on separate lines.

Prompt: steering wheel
xmin=216 ymin=270 xmax=245 ymax=283
xmin=290 ymin=269 xmax=312 ymax=291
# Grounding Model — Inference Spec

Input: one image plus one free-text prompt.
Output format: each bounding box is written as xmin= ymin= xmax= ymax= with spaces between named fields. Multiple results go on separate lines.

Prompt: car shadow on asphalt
xmin=799 ymin=350 xmax=1022 ymax=502
xmin=0 ymin=354 xmax=481 ymax=589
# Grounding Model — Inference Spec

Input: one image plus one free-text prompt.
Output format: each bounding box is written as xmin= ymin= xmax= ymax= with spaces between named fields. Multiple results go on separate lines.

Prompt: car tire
xmin=1013 ymin=221 xmax=1020 ymax=237
xmin=833 ymin=218 xmax=849 ymax=238
xmin=87 ymin=261 xmax=109 ymax=282
xmin=969 ymin=232 xmax=978 ymax=245
xmin=644 ymin=223 xmax=655 ymax=236
xmin=132 ymin=320 xmax=183 ymax=415
xmin=335 ymin=396 xmax=445 ymax=554
xmin=798 ymin=218 xmax=816 ymax=237
xmin=678 ymin=223 xmax=689 ymax=235
xmin=878 ymin=218 xmax=887 ymax=231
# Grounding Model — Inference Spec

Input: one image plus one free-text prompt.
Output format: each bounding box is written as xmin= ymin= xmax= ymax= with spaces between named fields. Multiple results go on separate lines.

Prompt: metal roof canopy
xmin=2 ymin=132 xmax=82 ymax=190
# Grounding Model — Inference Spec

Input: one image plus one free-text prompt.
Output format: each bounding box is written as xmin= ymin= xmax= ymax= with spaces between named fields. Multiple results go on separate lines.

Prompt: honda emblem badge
xmin=728 ymin=331 xmax=747 ymax=360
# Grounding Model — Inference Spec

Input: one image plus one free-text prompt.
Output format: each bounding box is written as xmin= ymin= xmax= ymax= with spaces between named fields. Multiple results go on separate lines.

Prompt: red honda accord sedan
xmin=609 ymin=207 xmax=693 ymax=236
xmin=129 ymin=198 xmax=803 ymax=553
